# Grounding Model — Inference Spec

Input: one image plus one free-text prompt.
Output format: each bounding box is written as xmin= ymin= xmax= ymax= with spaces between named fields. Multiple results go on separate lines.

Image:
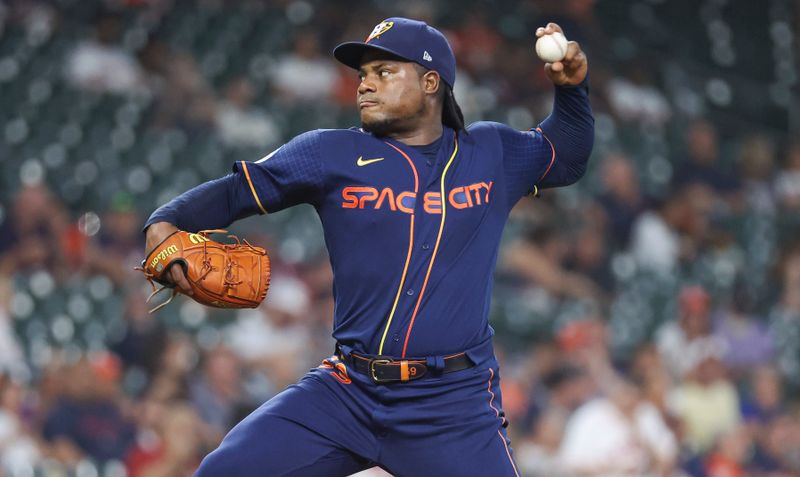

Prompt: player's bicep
xmin=492 ymin=122 xmax=554 ymax=204
xmin=234 ymin=130 xmax=325 ymax=213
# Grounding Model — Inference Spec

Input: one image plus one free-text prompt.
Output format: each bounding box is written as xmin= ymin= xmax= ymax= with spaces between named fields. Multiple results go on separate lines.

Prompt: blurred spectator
xmin=597 ymin=153 xmax=646 ymax=249
xmin=768 ymin=243 xmax=800 ymax=387
xmin=750 ymin=415 xmax=800 ymax=475
xmin=85 ymin=193 xmax=145 ymax=285
xmin=215 ymin=76 xmax=280 ymax=149
xmin=43 ymin=352 xmax=135 ymax=465
xmin=449 ymin=11 xmax=502 ymax=76
xmin=272 ymin=34 xmax=338 ymax=103
xmin=516 ymin=410 xmax=571 ymax=477
xmin=774 ymin=142 xmax=800 ymax=210
xmin=703 ymin=425 xmax=751 ymax=477
xmin=0 ymin=184 xmax=69 ymax=277
xmin=672 ymin=120 xmax=740 ymax=195
xmin=65 ymin=13 xmax=148 ymax=95
xmin=656 ymin=286 xmax=728 ymax=379
xmin=558 ymin=375 xmax=678 ymax=476
xmin=742 ymin=366 xmax=800 ymax=475
xmin=605 ymin=65 xmax=671 ymax=126
xmin=740 ymin=365 xmax=784 ymax=426
xmin=629 ymin=184 xmax=713 ymax=274
xmin=144 ymin=333 xmax=199 ymax=407
xmin=188 ymin=346 xmax=251 ymax=438
xmin=628 ymin=194 xmax=684 ymax=274
xmin=8 ymin=1 xmax=57 ymax=45
xmin=714 ymin=295 xmax=774 ymax=374
xmin=0 ymin=376 xmax=42 ymax=474
xmin=545 ymin=365 xmax=593 ymax=414
xmin=565 ymin=226 xmax=612 ymax=291
xmin=668 ymin=351 xmax=740 ymax=454
xmin=517 ymin=343 xmax=561 ymax=429
xmin=557 ymin=318 xmax=608 ymax=367
xmin=502 ymin=226 xmax=603 ymax=302
xmin=0 ymin=278 xmax=27 ymax=379
xmin=226 ymin=275 xmax=314 ymax=390
xmin=737 ymin=133 xmax=777 ymax=214
xmin=493 ymin=42 xmax=544 ymax=111
xmin=126 ymin=401 xmax=204 ymax=477
xmin=332 ymin=62 xmax=363 ymax=107
xmin=144 ymin=46 xmax=217 ymax=131
xmin=497 ymin=366 xmax=531 ymax=426
xmin=776 ymin=243 xmax=800 ymax=311
xmin=630 ymin=343 xmax=675 ymax=423
xmin=109 ymin=290 xmax=168 ymax=382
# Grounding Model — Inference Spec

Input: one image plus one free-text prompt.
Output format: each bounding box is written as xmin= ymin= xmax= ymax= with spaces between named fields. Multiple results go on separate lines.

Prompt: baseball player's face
xmin=357 ymin=51 xmax=428 ymax=136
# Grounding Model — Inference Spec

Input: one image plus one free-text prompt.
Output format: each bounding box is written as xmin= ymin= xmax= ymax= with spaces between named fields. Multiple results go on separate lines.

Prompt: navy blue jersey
xmin=239 ymin=123 xmax=552 ymax=358
xmin=147 ymin=82 xmax=593 ymax=359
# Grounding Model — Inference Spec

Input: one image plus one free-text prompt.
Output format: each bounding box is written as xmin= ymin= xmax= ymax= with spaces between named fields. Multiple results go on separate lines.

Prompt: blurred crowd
xmin=0 ymin=0 xmax=798 ymax=476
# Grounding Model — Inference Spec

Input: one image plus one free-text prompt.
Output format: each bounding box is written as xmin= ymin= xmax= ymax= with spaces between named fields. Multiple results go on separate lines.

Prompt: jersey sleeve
xmin=475 ymin=81 xmax=594 ymax=206
xmin=468 ymin=121 xmax=554 ymax=205
xmin=233 ymin=129 xmax=326 ymax=213
xmin=496 ymin=123 xmax=556 ymax=203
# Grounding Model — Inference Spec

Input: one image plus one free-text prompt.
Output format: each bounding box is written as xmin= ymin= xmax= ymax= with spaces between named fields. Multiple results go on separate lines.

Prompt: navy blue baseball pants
xmin=194 ymin=352 xmax=521 ymax=477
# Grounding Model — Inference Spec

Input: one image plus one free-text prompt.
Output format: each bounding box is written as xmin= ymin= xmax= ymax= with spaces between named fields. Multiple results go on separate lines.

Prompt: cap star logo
xmin=366 ymin=20 xmax=394 ymax=43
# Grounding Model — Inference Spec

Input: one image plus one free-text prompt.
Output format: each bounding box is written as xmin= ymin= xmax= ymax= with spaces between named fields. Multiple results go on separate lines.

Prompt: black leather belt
xmin=339 ymin=350 xmax=474 ymax=384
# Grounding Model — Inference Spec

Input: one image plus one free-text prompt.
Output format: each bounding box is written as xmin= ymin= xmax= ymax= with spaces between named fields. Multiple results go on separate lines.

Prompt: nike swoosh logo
xmin=356 ymin=156 xmax=385 ymax=166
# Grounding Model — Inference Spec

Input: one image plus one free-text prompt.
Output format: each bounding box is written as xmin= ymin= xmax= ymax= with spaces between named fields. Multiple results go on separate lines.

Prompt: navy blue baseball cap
xmin=333 ymin=17 xmax=456 ymax=88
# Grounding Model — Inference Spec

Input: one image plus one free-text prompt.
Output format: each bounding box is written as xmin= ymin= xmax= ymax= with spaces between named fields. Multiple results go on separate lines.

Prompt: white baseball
xmin=535 ymin=31 xmax=568 ymax=63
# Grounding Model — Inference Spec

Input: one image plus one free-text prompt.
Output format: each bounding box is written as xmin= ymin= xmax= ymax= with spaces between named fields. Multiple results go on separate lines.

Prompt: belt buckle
xmin=369 ymin=358 xmax=393 ymax=383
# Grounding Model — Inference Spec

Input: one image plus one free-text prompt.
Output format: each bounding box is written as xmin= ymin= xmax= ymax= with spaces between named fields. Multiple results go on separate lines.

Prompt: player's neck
xmin=388 ymin=121 xmax=443 ymax=146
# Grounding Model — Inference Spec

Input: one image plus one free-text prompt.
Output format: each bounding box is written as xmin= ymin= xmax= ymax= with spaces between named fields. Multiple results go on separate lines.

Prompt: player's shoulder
xmin=292 ymin=127 xmax=378 ymax=147
xmin=463 ymin=121 xmax=517 ymax=146
xmin=466 ymin=120 xmax=505 ymax=133
xmin=465 ymin=121 xmax=543 ymax=147
xmin=466 ymin=121 xmax=534 ymax=136
xmin=466 ymin=121 xmax=515 ymax=140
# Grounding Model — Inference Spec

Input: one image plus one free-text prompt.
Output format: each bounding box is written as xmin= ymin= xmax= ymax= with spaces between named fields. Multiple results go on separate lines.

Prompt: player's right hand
xmin=535 ymin=22 xmax=588 ymax=86
xmin=144 ymin=221 xmax=194 ymax=295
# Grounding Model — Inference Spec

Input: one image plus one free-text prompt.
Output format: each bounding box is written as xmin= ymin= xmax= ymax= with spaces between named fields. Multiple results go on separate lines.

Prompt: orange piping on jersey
xmin=377 ymin=142 xmax=420 ymax=355
xmin=487 ymin=368 xmax=504 ymax=423
xmin=498 ymin=430 xmax=520 ymax=477
xmin=240 ymin=161 xmax=267 ymax=215
xmin=400 ymin=136 xmax=458 ymax=357
xmin=534 ymin=127 xmax=556 ymax=184
xmin=487 ymin=368 xmax=521 ymax=477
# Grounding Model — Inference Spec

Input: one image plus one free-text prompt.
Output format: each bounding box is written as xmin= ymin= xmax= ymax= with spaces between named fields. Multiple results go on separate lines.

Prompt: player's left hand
xmin=536 ymin=23 xmax=588 ymax=86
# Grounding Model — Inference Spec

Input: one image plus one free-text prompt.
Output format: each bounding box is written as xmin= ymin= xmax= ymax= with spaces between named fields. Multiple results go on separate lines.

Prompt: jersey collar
xmin=381 ymin=126 xmax=457 ymax=188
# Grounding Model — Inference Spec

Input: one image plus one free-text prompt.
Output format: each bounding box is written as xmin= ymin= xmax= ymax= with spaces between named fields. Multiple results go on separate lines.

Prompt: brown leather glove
xmin=139 ymin=229 xmax=270 ymax=312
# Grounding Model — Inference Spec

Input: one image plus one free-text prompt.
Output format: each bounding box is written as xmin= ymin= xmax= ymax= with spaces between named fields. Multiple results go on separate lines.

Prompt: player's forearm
xmin=144 ymin=173 xmax=260 ymax=232
xmin=537 ymin=80 xmax=594 ymax=188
